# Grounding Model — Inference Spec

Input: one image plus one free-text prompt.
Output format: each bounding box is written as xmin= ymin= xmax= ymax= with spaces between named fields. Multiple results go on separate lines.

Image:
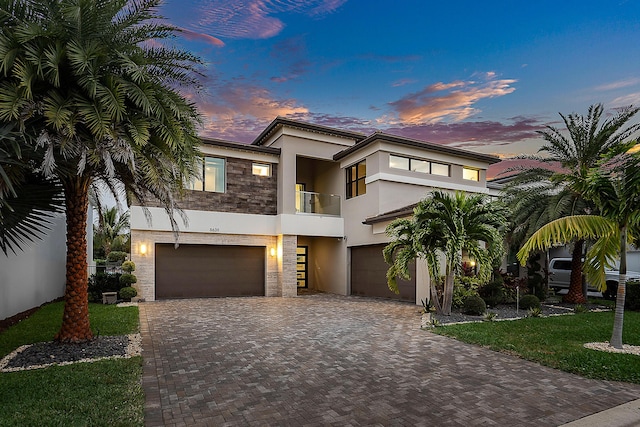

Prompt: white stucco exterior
xmin=0 ymin=214 xmax=66 ymax=320
xmin=129 ymin=118 xmax=499 ymax=305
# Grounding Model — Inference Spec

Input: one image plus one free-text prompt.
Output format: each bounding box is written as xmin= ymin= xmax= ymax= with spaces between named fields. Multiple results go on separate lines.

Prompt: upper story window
xmin=252 ymin=163 xmax=271 ymax=176
xmin=188 ymin=156 xmax=225 ymax=193
xmin=431 ymin=162 xmax=450 ymax=177
xmin=389 ymin=154 xmax=449 ymax=176
xmin=346 ymin=160 xmax=366 ymax=199
xmin=463 ymin=167 xmax=479 ymax=181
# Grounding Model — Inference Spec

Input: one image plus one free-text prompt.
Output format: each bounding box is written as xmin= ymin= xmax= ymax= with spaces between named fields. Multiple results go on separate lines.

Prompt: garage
xmin=351 ymin=244 xmax=416 ymax=303
xmin=155 ymin=244 xmax=265 ymax=299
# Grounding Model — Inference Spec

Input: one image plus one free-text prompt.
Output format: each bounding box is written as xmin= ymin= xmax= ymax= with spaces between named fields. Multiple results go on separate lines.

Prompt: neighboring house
xmin=130 ymin=117 xmax=499 ymax=305
xmin=0 ymin=207 xmax=93 ymax=321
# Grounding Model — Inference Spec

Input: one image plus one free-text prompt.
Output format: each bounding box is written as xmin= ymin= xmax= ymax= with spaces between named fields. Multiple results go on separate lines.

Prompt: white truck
xmin=548 ymin=258 xmax=640 ymax=299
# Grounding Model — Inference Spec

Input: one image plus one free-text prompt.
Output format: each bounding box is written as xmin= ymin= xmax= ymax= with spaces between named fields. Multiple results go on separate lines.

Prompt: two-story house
xmin=130 ymin=117 xmax=499 ymax=305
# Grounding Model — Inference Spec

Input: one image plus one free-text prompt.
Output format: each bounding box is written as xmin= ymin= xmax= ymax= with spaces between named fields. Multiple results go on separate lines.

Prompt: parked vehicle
xmin=548 ymin=258 xmax=640 ymax=299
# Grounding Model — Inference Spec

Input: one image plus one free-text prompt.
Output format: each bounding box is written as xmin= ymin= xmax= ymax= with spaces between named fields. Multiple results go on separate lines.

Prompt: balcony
xmin=296 ymin=190 xmax=340 ymax=216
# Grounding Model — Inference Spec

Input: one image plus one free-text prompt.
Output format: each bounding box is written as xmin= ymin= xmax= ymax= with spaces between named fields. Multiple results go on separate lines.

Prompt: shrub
xmin=119 ymin=273 xmax=138 ymax=286
xmin=453 ymin=276 xmax=481 ymax=308
xmin=119 ymin=286 xmax=138 ymax=301
xmin=626 ymin=280 xmax=640 ymax=311
xmin=479 ymin=280 xmax=504 ymax=307
xmin=462 ymin=295 xmax=487 ymax=315
xmin=107 ymin=251 xmax=128 ymax=263
xmin=88 ymin=272 xmax=122 ymax=302
xmin=527 ymin=307 xmax=543 ymax=317
xmin=121 ymin=261 xmax=136 ymax=273
xmin=519 ymin=294 xmax=541 ymax=310
xmin=574 ymin=304 xmax=588 ymax=314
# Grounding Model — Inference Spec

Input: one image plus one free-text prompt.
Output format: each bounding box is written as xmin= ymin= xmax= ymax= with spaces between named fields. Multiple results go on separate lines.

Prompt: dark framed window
xmin=346 ymin=160 xmax=366 ymax=199
xmin=187 ymin=157 xmax=225 ymax=193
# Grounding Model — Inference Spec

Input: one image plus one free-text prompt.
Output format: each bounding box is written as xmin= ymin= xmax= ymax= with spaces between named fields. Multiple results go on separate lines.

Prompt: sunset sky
xmin=159 ymin=0 xmax=640 ymax=161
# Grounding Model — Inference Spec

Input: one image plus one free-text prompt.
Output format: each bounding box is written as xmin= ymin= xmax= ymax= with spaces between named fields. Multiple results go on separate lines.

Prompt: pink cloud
xmin=193 ymin=79 xmax=309 ymax=142
xmin=178 ymin=28 xmax=225 ymax=47
xmin=388 ymin=75 xmax=517 ymax=124
xmin=383 ymin=117 xmax=544 ymax=146
xmin=168 ymin=1 xmax=346 ymax=41
xmin=487 ymin=158 xmax=565 ymax=181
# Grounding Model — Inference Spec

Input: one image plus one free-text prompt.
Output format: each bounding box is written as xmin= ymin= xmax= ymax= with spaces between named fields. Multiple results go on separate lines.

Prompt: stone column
xmin=278 ymin=234 xmax=298 ymax=297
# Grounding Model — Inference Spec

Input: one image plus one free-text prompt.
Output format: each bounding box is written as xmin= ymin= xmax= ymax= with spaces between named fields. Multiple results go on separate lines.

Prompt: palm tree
xmin=1 ymin=123 xmax=63 ymax=255
xmin=384 ymin=191 xmax=508 ymax=315
xmin=503 ymin=104 xmax=640 ymax=304
xmin=93 ymin=206 xmax=130 ymax=258
xmin=518 ymin=153 xmax=640 ymax=349
xmin=0 ymin=0 xmax=202 ymax=342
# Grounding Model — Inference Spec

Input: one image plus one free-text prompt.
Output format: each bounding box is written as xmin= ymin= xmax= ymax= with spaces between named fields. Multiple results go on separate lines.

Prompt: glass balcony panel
xmin=296 ymin=190 xmax=340 ymax=216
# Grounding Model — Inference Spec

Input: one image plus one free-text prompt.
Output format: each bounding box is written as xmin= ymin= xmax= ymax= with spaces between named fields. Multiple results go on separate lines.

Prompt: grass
xmin=433 ymin=310 xmax=640 ymax=383
xmin=0 ymin=302 xmax=143 ymax=427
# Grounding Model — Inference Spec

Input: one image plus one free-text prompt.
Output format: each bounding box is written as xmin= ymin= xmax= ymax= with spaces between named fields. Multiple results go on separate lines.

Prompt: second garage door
xmin=351 ymin=244 xmax=416 ymax=303
xmin=155 ymin=244 xmax=265 ymax=299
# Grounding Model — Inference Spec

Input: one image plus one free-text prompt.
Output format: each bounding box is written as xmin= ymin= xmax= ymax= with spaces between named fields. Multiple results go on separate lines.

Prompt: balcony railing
xmin=296 ymin=190 xmax=340 ymax=216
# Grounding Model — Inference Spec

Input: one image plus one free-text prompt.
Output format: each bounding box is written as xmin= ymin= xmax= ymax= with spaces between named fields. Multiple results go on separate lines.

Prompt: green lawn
xmin=0 ymin=302 xmax=143 ymax=427
xmin=433 ymin=310 xmax=640 ymax=383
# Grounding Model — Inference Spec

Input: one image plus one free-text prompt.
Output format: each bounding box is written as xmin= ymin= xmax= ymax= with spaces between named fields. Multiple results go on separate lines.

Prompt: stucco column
xmin=278 ymin=234 xmax=298 ymax=297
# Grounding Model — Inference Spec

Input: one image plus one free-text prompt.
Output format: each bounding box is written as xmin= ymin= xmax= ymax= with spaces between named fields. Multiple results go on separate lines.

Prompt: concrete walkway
xmin=139 ymin=295 xmax=640 ymax=426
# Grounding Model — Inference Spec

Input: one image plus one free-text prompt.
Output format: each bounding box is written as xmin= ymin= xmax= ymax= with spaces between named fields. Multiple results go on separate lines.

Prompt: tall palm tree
xmin=384 ymin=191 xmax=508 ymax=315
xmin=518 ymin=153 xmax=640 ymax=349
xmin=503 ymin=104 xmax=640 ymax=303
xmin=93 ymin=206 xmax=130 ymax=258
xmin=0 ymin=0 xmax=203 ymax=342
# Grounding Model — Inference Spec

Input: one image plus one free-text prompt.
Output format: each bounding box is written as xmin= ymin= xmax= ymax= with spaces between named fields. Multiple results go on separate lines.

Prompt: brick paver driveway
xmin=139 ymin=295 xmax=640 ymax=426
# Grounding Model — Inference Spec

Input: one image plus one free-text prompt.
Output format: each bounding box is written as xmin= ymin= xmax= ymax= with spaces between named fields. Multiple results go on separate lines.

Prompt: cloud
xmin=178 ymin=28 xmax=225 ymax=47
xmin=165 ymin=0 xmax=346 ymax=41
xmin=382 ymin=116 xmax=544 ymax=147
xmin=269 ymin=36 xmax=312 ymax=83
xmin=595 ymin=77 xmax=640 ymax=92
xmin=391 ymin=78 xmax=417 ymax=87
xmin=388 ymin=74 xmax=517 ymax=124
xmin=610 ymin=92 xmax=640 ymax=107
xmin=194 ymin=79 xmax=309 ymax=142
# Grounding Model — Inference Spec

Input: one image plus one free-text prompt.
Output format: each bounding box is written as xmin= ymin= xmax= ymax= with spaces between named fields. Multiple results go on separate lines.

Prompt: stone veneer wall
xmin=140 ymin=157 xmax=277 ymax=215
xmin=132 ymin=230 xmax=297 ymax=300
xmin=279 ymin=235 xmax=298 ymax=298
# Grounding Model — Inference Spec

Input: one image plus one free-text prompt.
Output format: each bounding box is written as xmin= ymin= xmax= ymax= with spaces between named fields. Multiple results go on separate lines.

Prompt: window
xmin=188 ymin=157 xmax=225 ymax=192
xmin=389 ymin=155 xmax=410 ymax=170
xmin=431 ymin=162 xmax=450 ymax=176
xmin=346 ymin=160 xmax=366 ymax=199
xmin=389 ymin=154 xmax=447 ymax=176
xmin=252 ymin=163 xmax=271 ymax=176
xmin=463 ymin=167 xmax=479 ymax=181
xmin=411 ymin=159 xmax=430 ymax=173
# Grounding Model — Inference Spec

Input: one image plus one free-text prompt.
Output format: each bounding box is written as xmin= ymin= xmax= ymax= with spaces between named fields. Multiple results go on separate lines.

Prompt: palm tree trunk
xmin=610 ymin=227 xmax=627 ymax=349
xmin=55 ymin=177 xmax=93 ymax=343
xmin=564 ymin=239 xmax=587 ymax=304
xmin=441 ymin=271 xmax=454 ymax=316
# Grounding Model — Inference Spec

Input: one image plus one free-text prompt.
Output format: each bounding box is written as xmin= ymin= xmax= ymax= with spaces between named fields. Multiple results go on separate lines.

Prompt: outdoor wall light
xmin=270 ymin=247 xmax=276 ymax=257
xmin=469 ymin=260 xmax=476 ymax=267
xmin=140 ymin=243 xmax=148 ymax=256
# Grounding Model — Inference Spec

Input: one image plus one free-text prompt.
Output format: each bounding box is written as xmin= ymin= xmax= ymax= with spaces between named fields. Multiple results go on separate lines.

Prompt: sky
xmin=158 ymin=0 xmax=640 ymax=169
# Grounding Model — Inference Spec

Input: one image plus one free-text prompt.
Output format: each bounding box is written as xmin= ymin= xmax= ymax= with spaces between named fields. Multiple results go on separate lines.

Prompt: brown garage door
xmin=351 ymin=244 xmax=416 ymax=303
xmin=155 ymin=244 xmax=265 ymax=299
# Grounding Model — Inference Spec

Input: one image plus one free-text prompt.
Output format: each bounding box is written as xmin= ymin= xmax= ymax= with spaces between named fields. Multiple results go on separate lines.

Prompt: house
xmin=130 ymin=117 xmax=500 ymax=305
